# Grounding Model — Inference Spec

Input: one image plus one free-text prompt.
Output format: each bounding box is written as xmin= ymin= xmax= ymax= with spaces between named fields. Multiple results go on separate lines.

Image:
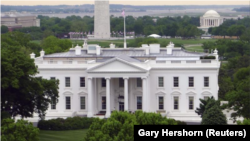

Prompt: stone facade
xmin=94 ymin=1 xmax=110 ymax=39
xmin=22 ymin=42 xmax=222 ymax=123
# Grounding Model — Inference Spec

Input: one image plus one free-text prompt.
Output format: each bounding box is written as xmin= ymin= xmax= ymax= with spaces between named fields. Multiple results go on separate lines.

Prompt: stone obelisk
xmin=94 ymin=0 xmax=110 ymax=39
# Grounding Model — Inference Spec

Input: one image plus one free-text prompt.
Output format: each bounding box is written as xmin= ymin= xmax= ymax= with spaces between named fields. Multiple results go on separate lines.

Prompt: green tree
xmin=225 ymin=66 xmax=250 ymax=121
xmin=1 ymin=45 xmax=59 ymax=118
xmin=43 ymin=29 xmax=54 ymax=38
xmin=237 ymin=119 xmax=250 ymax=125
xmin=240 ymin=28 xmax=250 ymax=42
xmin=5 ymin=31 xmax=31 ymax=46
xmin=195 ymin=96 xmax=216 ymax=118
xmin=1 ymin=25 xmax=9 ymax=34
xmin=83 ymin=111 xmax=178 ymax=141
xmin=201 ymin=98 xmax=227 ymax=125
xmin=41 ymin=35 xmax=72 ymax=54
xmin=1 ymin=118 xmax=39 ymax=141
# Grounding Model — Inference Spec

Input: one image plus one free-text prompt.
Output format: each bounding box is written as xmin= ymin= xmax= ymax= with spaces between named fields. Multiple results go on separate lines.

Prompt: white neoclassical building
xmin=198 ymin=10 xmax=224 ymax=33
xmin=28 ymin=41 xmax=220 ymax=122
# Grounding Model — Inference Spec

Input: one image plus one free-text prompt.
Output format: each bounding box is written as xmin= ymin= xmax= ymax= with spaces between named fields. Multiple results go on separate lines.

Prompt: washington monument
xmin=94 ymin=0 xmax=110 ymax=39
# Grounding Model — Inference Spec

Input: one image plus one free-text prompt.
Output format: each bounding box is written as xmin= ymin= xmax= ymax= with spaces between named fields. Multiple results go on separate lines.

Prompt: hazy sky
xmin=1 ymin=0 xmax=249 ymax=6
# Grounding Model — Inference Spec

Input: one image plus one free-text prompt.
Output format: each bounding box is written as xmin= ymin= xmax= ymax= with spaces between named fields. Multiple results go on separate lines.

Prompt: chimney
xmin=145 ymin=46 xmax=149 ymax=55
xmin=30 ymin=52 xmax=35 ymax=59
xmin=142 ymin=44 xmax=149 ymax=55
xmin=149 ymin=44 xmax=160 ymax=53
xmin=141 ymin=44 xmax=148 ymax=48
xmin=166 ymin=41 xmax=174 ymax=54
xmin=96 ymin=45 xmax=101 ymax=55
xmin=40 ymin=50 xmax=45 ymax=57
xmin=75 ymin=44 xmax=81 ymax=55
xmin=213 ymin=48 xmax=219 ymax=61
xmin=110 ymin=43 xmax=115 ymax=48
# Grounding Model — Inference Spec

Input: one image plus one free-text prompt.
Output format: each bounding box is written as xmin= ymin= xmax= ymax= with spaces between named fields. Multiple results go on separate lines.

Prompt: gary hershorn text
xmin=134 ymin=125 xmax=249 ymax=139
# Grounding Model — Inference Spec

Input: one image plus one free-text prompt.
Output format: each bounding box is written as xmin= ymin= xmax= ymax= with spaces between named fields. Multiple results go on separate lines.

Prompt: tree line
xmin=208 ymin=17 xmax=250 ymax=38
xmin=0 ymin=15 xmax=205 ymax=40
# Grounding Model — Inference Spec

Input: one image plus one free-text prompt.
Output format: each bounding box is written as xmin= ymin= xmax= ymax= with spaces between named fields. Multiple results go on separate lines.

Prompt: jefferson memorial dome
xmin=198 ymin=10 xmax=224 ymax=33
xmin=203 ymin=10 xmax=220 ymax=18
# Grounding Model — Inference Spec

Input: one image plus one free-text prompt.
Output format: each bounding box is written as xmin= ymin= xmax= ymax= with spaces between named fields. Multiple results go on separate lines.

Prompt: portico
xmin=86 ymin=57 xmax=150 ymax=118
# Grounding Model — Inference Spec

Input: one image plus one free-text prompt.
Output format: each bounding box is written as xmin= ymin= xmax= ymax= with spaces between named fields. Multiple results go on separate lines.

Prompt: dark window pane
xmin=80 ymin=77 xmax=85 ymax=87
xmin=102 ymin=96 xmax=106 ymax=109
xmin=137 ymin=96 xmax=142 ymax=109
xmin=189 ymin=77 xmax=194 ymax=87
xmin=66 ymin=97 xmax=71 ymax=109
xmin=65 ymin=77 xmax=70 ymax=87
xmin=158 ymin=77 xmax=164 ymax=87
xmin=80 ymin=97 xmax=85 ymax=109
xmin=137 ymin=78 xmax=142 ymax=87
xmin=102 ymin=78 xmax=106 ymax=87
xmin=119 ymin=78 xmax=124 ymax=87
xmin=174 ymin=77 xmax=179 ymax=87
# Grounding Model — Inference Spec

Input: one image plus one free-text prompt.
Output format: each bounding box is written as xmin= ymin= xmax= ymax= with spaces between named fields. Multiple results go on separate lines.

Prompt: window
xmin=101 ymin=78 xmax=106 ymax=87
xmin=174 ymin=77 xmax=179 ymax=87
xmin=50 ymin=77 xmax=55 ymax=80
xmin=119 ymin=78 xmax=124 ymax=87
xmin=66 ymin=96 xmax=71 ymax=109
xmin=80 ymin=96 xmax=85 ymax=110
xmin=65 ymin=77 xmax=70 ymax=87
xmin=189 ymin=77 xmax=194 ymax=87
xmin=102 ymin=96 xmax=106 ymax=109
xmin=51 ymin=98 xmax=56 ymax=110
xmin=204 ymin=96 xmax=209 ymax=100
xmin=204 ymin=77 xmax=209 ymax=87
xmin=137 ymin=78 xmax=142 ymax=87
xmin=174 ymin=96 xmax=179 ymax=110
xmin=159 ymin=96 xmax=164 ymax=110
xmin=80 ymin=77 xmax=85 ymax=87
xmin=137 ymin=96 xmax=142 ymax=110
xmin=158 ymin=77 xmax=164 ymax=87
xmin=189 ymin=97 xmax=194 ymax=110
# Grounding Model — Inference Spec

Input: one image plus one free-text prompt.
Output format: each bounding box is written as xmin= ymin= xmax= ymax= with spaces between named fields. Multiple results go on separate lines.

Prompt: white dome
xmin=203 ymin=10 xmax=220 ymax=18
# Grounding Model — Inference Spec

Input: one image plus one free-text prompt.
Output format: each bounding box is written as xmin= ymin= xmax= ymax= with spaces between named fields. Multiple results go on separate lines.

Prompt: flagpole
xmin=123 ymin=11 xmax=127 ymax=49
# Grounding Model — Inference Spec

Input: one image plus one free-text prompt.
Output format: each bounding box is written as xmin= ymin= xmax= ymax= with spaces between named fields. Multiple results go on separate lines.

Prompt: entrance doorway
xmin=119 ymin=102 xmax=124 ymax=111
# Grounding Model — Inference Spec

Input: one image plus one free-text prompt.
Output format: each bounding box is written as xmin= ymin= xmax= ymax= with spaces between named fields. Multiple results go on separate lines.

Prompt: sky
xmin=1 ymin=0 xmax=249 ymax=6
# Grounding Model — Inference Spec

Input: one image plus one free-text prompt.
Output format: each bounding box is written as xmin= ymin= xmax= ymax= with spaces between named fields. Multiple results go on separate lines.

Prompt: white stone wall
xmin=94 ymin=1 xmax=110 ymax=39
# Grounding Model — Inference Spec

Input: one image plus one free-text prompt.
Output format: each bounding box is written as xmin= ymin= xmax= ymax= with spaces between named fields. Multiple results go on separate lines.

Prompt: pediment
xmin=87 ymin=58 xmax=147 ymax=73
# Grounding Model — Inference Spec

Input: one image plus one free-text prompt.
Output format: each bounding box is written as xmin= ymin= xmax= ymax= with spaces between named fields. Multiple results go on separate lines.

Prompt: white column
xmin=105 ymin=77 xmax=111 ymax=118
xmin=87 ymin=77 xmax=93 ymax=117
xmin=124 ymin=77 xmax=129 ymax=111
xmin=142 ymin=77 xmax=148 ymax=112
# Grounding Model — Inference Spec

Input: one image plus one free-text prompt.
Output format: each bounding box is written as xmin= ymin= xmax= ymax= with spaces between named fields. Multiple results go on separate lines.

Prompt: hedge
xmin=200 ymin=56 xmax=216 ymax=59
xmin=37 ymin=116 xmax=95 ymax=130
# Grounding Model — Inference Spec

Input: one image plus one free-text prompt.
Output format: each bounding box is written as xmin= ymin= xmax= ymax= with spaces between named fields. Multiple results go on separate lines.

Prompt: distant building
xmin=1 ymin=10 xmax=40 ymax=31
xmin=198 ymin=10 xmax=224 ymax=33
xmin=201 ymin=34 xmax=212 ymax=39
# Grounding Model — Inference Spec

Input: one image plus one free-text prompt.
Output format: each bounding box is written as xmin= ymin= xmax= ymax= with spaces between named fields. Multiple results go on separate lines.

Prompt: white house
xmin=27 ymin=41 xmax=220 ymax=123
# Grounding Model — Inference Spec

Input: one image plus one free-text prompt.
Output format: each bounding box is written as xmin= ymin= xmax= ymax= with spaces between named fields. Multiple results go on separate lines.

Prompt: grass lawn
xmin=185 ymin=46 xmax=204 ymax=52
xmin=39 ymin=129 xmax=88 ymax=141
